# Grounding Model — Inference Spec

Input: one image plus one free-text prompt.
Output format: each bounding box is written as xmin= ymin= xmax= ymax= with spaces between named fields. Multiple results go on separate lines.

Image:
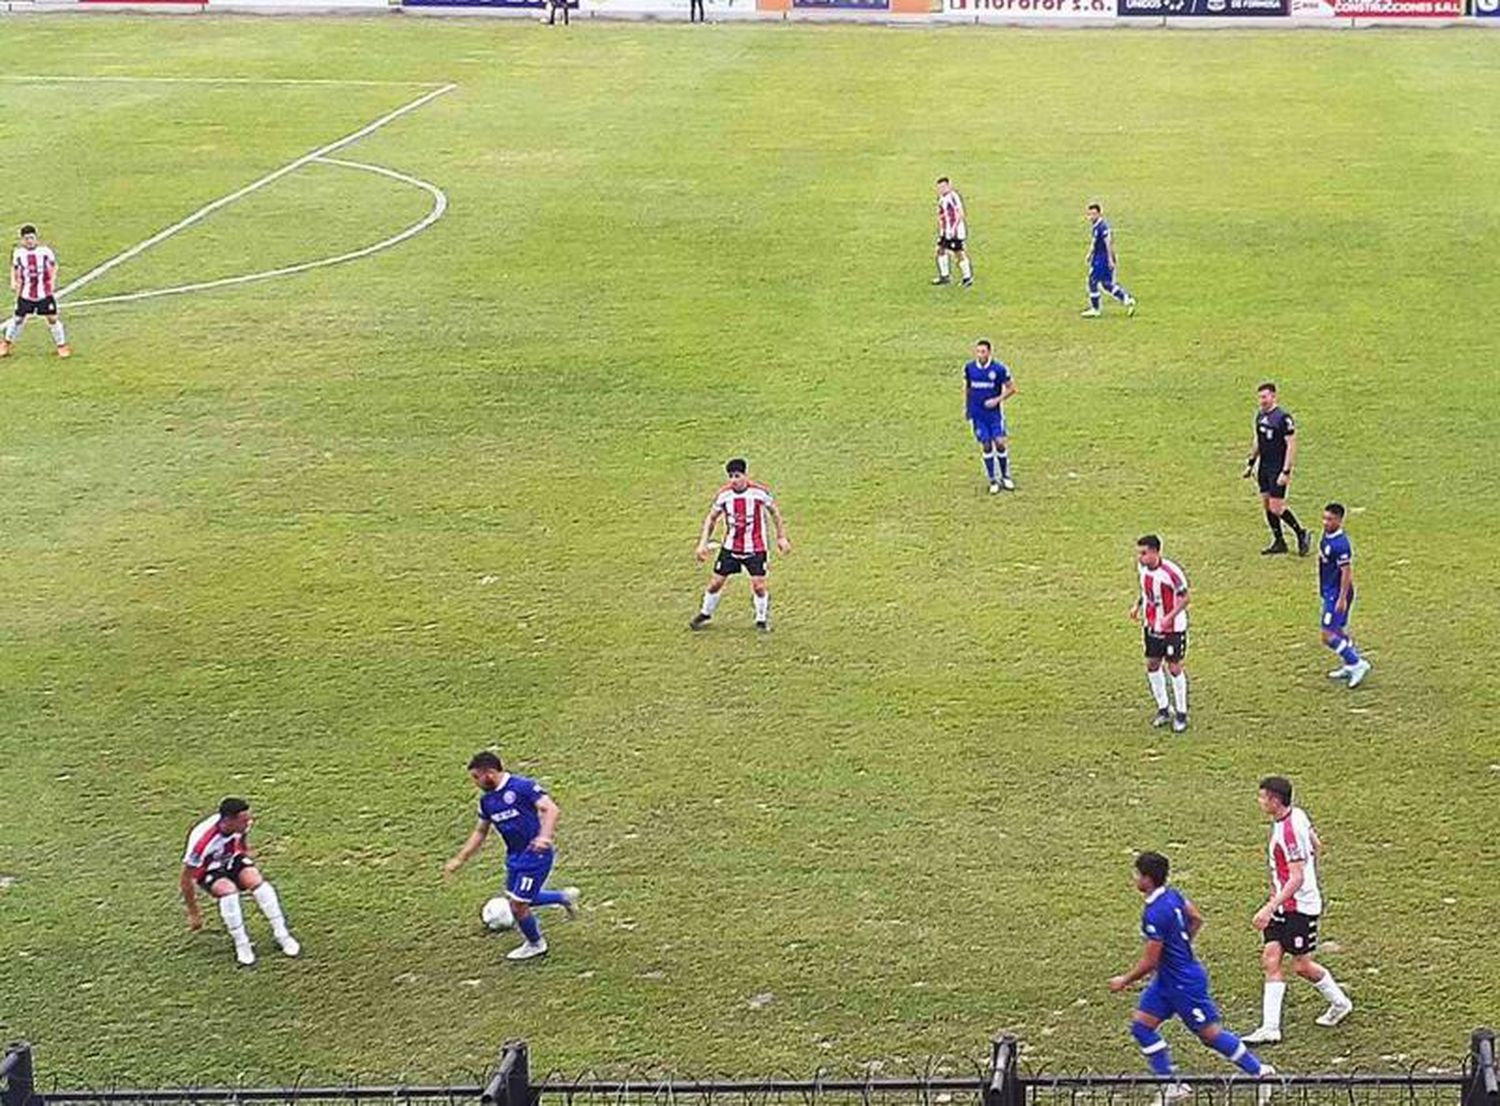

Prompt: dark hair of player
xmin=725 ymin=458 xmax=748 ymax=476
xmin=1087 ymin=202 xmax=1101 ymax=214
xmin=19 ymin=224 xmax=37 ymax=237
xmin=1325 ymin=502 xmax=1346 ymax=518
xmin=218 ymin=797 xmax=250 ymax=819
xmin=1136 ymin=851 xmax=1169 ymax=888
xmin=936 ymin=176 xmax=950 ymax=185
xmin=468 ymin=750 xmax=504 ymax=772
xmin=1137 ymin=534 xmax=1161 ymax=552
xmin=1258 ymin=775 xmax=1293 ymax=806
xmin=1258 ymin=381 xmax=1277 ymax=394
xmin=976 ymin=338 xmax=991 ymax=351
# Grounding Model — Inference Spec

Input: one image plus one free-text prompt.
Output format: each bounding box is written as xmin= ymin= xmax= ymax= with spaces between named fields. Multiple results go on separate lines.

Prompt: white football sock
xmin=1262 ymin=980 xmax=1287 ymax=1031
xmin=49 ymin=320 xmax=66 ymax=346
xmin=6 ymin=318 xmax=24 ymax=342
xmin=700 ymin=590 xmax=722 ymax=618
xmin=0 ymin=316 xmax=13 ymax=339
xmin=959 ymin=257 xmax=972 ymax=280
xmin=753 ymin=593 xmax=769 ymax=621
xmin=1313 ymin=969 xmax=1349 ymax=1006
xmin=1147 ymin=669 xmax=1169 ymax=710
xmin=1170 ymin=672 xmax=1188 ymax=715
xmin=252 ymin=881 xmax=290 ymax=939
xmin=937 ymin=254 xmax=951 ymax=278
xmin=217 ymin=893 xmax=252 ymax=950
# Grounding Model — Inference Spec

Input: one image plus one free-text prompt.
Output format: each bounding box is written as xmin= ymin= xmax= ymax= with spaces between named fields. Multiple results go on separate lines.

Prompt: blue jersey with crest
xmin=1318 ymin=529 xmax=1354 ymax=603
xmin=964 ymin=358 xmax=1011 ymax=420
xmin=478 ymin=774 xmax=548 ymax=856
xmin=1141 ymin=886 xmax=1209 ymax=992
xmin=1091 ymin=219 xmax=1113 ymax=268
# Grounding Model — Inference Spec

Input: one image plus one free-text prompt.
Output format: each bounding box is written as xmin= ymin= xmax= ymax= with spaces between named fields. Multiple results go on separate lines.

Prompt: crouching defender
xmin=1109 ymin=852 xmax=1275 ymax=1105
xmin=181 ymin=797 xmax=300 ymax=967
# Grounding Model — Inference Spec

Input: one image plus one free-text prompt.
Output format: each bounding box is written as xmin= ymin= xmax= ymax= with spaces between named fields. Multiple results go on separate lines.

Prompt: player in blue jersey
xmin=963 ymin=338 xmax=1017 ymax=493
xmin=1081 ymin=203 xmax=1137 ymax=318
xmin=444 ymin=750 xmax=580 ymax=961
xmin=1110 ymin=852 xmax=1275 ymax=1104
xmin=1318 ymin=503 xmax=1372 ymax=688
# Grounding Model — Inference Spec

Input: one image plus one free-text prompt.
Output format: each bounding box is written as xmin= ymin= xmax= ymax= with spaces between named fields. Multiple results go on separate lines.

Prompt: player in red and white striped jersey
xmin=180 ymin=797 xmax=300 ymax=966
xmin=1129 ymin=534 xmax=1192 ymax=732
xmin=690 ymin=457 xmax=791 ymax=633
xmin=932 ymin=177 xmax=973 ymax=288
xmin=0 ymin=225 xmax=71 ymax=359
xmin=1243 ymin=776 xmax=1353 ymax=1043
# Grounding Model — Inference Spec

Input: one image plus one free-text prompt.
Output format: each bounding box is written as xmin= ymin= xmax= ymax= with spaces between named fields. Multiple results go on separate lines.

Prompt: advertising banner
xmin=1478 ymin=0 xmax=1500 ymax=15
xmin=1330 ymin=0 xmax=1459 ymax=14
xmin=403 ymin=0 xmax=574 ymax=8
xmin=1118 ymin=0 xmax=1287 ymax=13
xmin=586 ymin=0 xmax=748 ymax=10
xmin=790 ymin=0 xmax=889 ymax=8
xmin=946 ymin=0 xmax=1113 ymax=16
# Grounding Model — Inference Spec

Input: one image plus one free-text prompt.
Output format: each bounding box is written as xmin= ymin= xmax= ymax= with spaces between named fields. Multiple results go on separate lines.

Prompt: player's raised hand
xmin=695 ymin=542 xmax=712 ymax=563
xmin=777 ymin=535 xmax=791 ymax=554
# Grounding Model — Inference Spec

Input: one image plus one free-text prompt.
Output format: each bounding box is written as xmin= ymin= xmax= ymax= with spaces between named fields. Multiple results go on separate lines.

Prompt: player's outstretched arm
xmin=1109 ymin=939 xmax=1162 ymax=992
xmin=444 ymin=821 xmax=490 ymax=876
xmin=531 ymin=796 xmax=561 ymax=852
xmin=769 ymin=502 xmax=791 ymax=554
xmin=180 ymin=867 xmax=203 ymax=930
xmin=695 ymin=506 xmax=724 ymax=562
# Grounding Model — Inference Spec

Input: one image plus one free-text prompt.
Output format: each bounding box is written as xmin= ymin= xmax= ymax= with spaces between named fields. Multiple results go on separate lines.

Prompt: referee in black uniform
xmin=1243 ymin=382 xmax=1309 ymax=556
xmin=689 ymin=0 xmax=705 ymax=20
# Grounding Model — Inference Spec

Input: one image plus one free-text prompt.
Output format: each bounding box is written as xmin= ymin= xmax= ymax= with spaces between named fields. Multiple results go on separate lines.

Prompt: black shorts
xmin=1144 ymin=629 xmax=1188 ymax=661
xmin=1264 ymin=910 xmax=1319 ymax=954
xmin=1257 ymin=466 xmax=1289 ymax=498
xmin=936 ymin=236 xmax=966 ymax=253
xmin=714 ymin=549 xmax=767 ymax=578
xmin=14 ymin=296 xmax=57 ymax=318
xmin=196 ymin=854 xmax=257 ymax=891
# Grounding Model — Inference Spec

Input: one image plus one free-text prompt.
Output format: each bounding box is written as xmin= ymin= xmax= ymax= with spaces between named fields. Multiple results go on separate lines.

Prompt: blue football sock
xmin=1209 ymin=1030 xmax=1263 ymax=1076
xmin=1112 ymin=284 xmax=1131 ymax=302
xmin=1089 ymin=292 xmax=1102 ymax=310
xmin=517 ymin=912 xmax=543 ymax=944
xmin=533 ymin=889 xmax=569 ymax=907
xmin=982 ymin=451 xmax=997 ymax=481
xmin=1328 ymin=634 xmax=1362 ymax=666
xmin=997 ymin=450 xmax=1010 ymax=479
xmin=1131 ymin=1022 xmax=1176 ymax=1077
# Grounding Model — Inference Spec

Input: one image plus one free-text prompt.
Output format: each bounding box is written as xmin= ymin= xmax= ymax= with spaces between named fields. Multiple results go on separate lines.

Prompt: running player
xmin=1109 ymin=851 xmax=1274 ymax=1103
xmin=0 ymin=225 xmax=71 ymax=359
xmin=1318 ymin=503 xmax=1371 ymax=687
xmin=1243 ymin=383 xmax=1310 ymax=556
xmin=690 ymin=458 xmax=791 ymax=633
xmin=962 ymin=338 xmax=1017 ymax=493
xmin=1243 ymin=776 xmax=1354 ymax=1043
xmin=1130 ymin=535 xmax=1190 ymax=733
xmin=1081 ymin=203 xmax=1136 ymax=318
xmin=443 ymin=751 xmax=580 ymax=962
xmin=932 ymin=178 xmax=973 ymax=288
xmin=180 ymin=798 xmax=301 ymax=967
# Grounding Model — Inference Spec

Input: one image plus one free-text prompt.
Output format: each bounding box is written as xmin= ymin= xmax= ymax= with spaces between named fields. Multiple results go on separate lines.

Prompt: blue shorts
xmin=1139 ymin=979 xmax=1221 ymax=1029
xmin=1088 ymin=264 xmax=1115 ymax=292
xmin=1321 ymin=596 xmax=1353 ymax=633
xmin=504 ymin=848 xmax=555 ymax=903
xmin=970 ymin=411 xmax=1007 ymax=443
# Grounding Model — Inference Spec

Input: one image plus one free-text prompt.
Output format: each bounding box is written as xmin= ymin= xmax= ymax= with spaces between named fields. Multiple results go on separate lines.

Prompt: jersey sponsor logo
xmin=491 ymin=809 xmax=520 ymax=822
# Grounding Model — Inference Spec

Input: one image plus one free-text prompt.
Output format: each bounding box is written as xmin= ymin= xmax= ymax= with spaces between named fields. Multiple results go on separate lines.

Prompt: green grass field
xmin=1 ymin=15 xmax=1498 ymax=1086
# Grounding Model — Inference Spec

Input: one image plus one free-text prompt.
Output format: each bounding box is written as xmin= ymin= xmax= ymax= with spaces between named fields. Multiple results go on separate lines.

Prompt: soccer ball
xmin=481 ymin=896 xmax=515 ymax=931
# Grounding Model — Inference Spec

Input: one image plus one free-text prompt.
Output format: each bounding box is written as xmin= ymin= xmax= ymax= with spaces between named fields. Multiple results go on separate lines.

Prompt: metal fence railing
xmin=3 ymin=1030 xmax=1495 ymax=1106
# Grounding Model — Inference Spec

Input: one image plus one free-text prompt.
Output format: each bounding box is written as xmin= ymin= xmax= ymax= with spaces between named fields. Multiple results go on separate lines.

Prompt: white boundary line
xmin=55 ymin=81 xmax=457 ymax=301
xmin=1 ymin=75 xmax=450 ymax=88
xmin=65 ymin=158 xmax=448 ymax=310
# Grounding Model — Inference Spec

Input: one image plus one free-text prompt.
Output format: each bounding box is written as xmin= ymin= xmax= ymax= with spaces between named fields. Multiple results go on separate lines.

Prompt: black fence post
xmin=481 ymin=1041 xmax=530 ymax=1106
xmin=1465 ymin=1029 xmax=1498 ymax=1106
xmin=985 ymin=1034 xmax=1023 ymax=1106
xmin=0 ymin=1041 xmax=36 ymax=1106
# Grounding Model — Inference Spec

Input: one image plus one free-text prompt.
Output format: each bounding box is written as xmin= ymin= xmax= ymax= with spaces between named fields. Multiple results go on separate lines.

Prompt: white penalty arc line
xmin=56 ymin=81 xmax=456 ymax=302
xmin=64 ymin=158 xmax=448 ymax=311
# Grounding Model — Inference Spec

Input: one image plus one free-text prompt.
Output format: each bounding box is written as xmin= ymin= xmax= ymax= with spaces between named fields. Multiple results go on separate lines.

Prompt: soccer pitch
xmin=1 ymin=15 xmax=1498 ymax=1084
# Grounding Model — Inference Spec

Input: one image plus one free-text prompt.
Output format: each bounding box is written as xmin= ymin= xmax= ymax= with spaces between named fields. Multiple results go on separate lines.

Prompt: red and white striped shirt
xmin=714 ymin=481 xmax=776 ymax=555
xmin=182 ymin=813 xmax=248 ymax=876
xmin=1138 ymin=557 xmax=1189 ymax=634
xmin=937 ymin=192 xmax=967 ymax=240
xmin=12 ymin=246 xmax=57 ymax=302
xmin=1268 ymin=806 xmax=1323 ymax=915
